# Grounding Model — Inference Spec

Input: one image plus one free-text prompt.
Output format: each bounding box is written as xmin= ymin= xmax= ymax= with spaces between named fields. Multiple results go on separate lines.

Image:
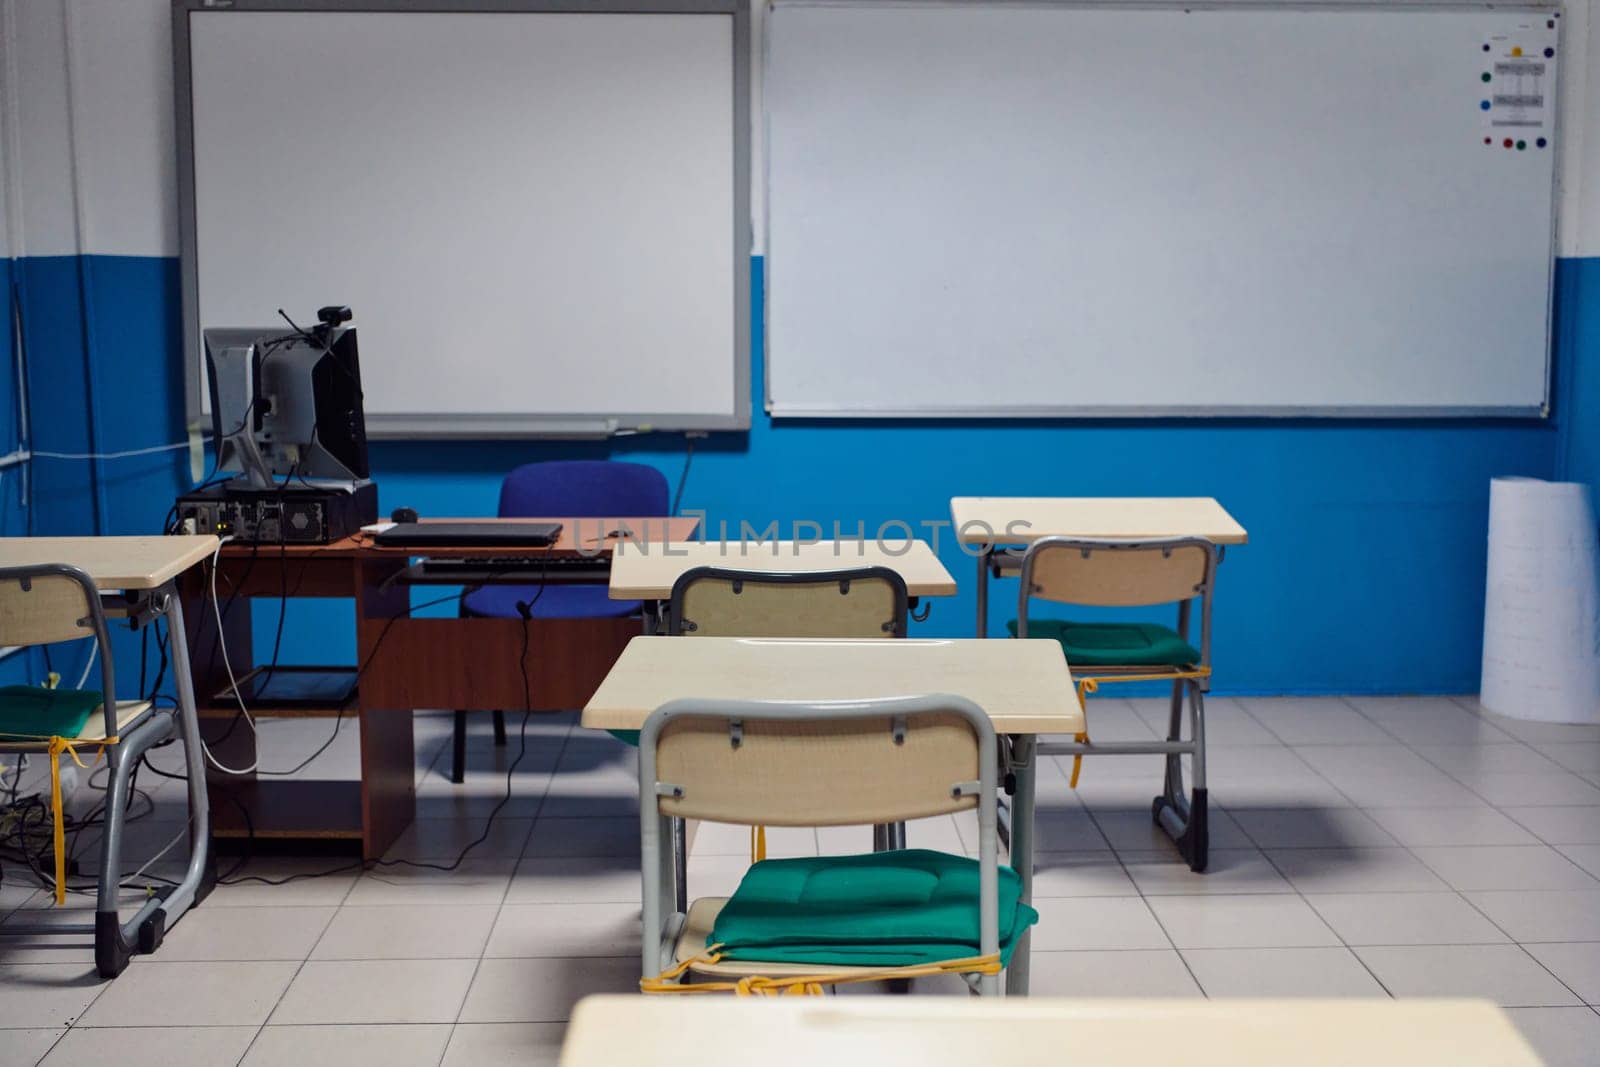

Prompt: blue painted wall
xmin=7 ymin=255 xmax=188 ymax=691
xmin=12 ymin=254 xmax=1597 ymax=697
xmin=1 ymin=255 xmax=33 ymax=688
xmin=1557 ymin=257 xmax=1600 ymax=491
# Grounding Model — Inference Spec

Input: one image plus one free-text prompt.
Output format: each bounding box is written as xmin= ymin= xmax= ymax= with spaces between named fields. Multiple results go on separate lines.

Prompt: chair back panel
xmin=655 ymin=712 xmax=980 ymax=826
xmin=671 ymin=568 xmax=906 ymax=638
xmin=1026 ymin=540 xmax=1212 ymax=607
xmin=499 ymin=460 xmax=669 ymax=518
xmin=0 ymin=570 xmax=97 ymax=647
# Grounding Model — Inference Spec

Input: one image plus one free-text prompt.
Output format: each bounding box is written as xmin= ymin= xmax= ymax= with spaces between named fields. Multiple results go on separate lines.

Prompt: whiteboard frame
xmin=761 ymin=0 xmax=1561 ymax=420
xmin=173 ymin=0 xmax=752 ymax=438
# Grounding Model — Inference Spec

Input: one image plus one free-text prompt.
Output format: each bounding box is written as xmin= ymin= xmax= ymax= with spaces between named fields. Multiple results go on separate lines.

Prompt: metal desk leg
xmin=975 ymin=547 xmax=990 ymax=638
xmin=1006 ymin=734 xmax=1036 ymax=996
xmin=95 ymin=583 xmax=213 ymax=977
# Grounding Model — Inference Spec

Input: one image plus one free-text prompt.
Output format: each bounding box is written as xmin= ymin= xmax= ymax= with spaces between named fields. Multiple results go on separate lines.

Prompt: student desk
xmin=950 ymin=497 xmax=1248 ymax=637
xmin=607 ymin=538 xmax=958 ymax=628
xmin=3 ymin=535 xmax=217 ymax=969
xmin=561 ymin=996 xmax=1541 ymax=1067
xmin=183 ymin=517 xmax=697 ymax=858
xmin=582 ymin=635 xmax=1081 ymax=994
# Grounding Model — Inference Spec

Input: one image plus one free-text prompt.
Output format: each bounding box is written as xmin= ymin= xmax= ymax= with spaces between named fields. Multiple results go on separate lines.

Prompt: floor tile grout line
xmin=1075 ymin=797 xmax=1208 ymax=996
xmin=450 ymin=715 xmax=577 ymax=1035
xmin=1509 ymin=940 xmax=1596 ymax=1008
xmin=1287 ymin=696 xmax=1600 ymax=1008
xmin=1232 ymin=800 xmax=1397 ymax=997
xmin=1387 ymin=710 xmax=1600 ymax=816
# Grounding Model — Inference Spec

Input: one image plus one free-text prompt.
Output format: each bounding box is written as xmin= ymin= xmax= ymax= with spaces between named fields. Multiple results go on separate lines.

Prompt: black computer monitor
xmin=204 ymin=313 xmax=370 ymax=487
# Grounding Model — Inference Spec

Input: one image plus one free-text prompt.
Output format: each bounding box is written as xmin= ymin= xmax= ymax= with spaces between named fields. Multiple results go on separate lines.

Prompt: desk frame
xmin=582 ymin=635 xmax=1079 ymax=995
xmin=962 ymin=498 xmax=1246 ymax=876
xmin=0 ymin=540 xmax=216 ymax=976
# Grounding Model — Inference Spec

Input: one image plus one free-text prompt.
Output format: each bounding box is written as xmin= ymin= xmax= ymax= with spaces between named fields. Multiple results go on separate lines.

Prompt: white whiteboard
xmin=765 ymin=2 xmax=1559 ymax=417
xmin=178 ymin=4 xmax=749 ymax=436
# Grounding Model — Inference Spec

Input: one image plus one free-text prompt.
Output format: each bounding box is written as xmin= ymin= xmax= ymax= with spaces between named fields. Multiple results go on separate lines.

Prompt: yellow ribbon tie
xmin=749 ymin=825 xmax=767 ymax=864
xmin=642 ymin=945 xmax=1003 ymax=996
xmin=1066 ymin=668 xmax=1212 ymax=789
xmin=46 ymin=737 xmax=94 ymax=906
xmin=0 ymin=731 xmax=114 ymax=906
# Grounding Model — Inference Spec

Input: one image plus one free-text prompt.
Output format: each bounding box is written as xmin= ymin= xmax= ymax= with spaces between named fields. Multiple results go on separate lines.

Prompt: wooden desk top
xmin=951 ymin=497 xmax=1248 ymax=545
xmin=608 ymin=539 xmax=957 ymax=599
xmin=217 ymin=516 xmax=702 ymax=560
xmin=1 ymin=536 xmax=220 ymax=590
xmin=562 ymin=996 xmax=1539 ymax=1067
xmin=581 ymin=636 xmax=1080 ymax=735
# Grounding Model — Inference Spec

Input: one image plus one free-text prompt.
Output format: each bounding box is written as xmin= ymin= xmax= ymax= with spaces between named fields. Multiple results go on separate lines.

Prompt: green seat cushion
xmin=607 ymin=729 xmax=640 ymax=747
xmin=710 ymin=848 xmax=1039 ymax=967
xmin=1007 ymin=619 xmax=1200 ymax=667
xmin=0 ymin=686 xmax=104 ymax=741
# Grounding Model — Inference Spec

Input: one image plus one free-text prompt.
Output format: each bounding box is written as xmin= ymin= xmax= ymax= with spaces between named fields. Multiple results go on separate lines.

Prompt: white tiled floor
xmin=3 ymin=697 xmax=1600 ymax=1065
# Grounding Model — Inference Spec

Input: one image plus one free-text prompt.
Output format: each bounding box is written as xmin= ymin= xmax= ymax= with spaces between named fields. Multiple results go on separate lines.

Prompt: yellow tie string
xmin=641 ymin=945 xmax=1003 ymax=996
xmin=1066 ymin=668 xmax=1212 ymax=789
xmin=749 ymin=825 xmax=767 ymax=864
xmin=0 ymin=730 xmax=114 ymax=906
xmin=45 ymin=737 xmax=98 ymax=906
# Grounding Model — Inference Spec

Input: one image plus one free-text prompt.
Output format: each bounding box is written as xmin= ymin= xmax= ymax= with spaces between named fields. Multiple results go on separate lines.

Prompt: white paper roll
xmin=1481 ymin=477 xmax=1600 ymax=724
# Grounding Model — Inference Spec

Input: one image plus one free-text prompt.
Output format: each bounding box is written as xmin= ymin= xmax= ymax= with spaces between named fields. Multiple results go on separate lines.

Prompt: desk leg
xmin=1006 ymin=734 xmax=1036 ymax=996
xmin=976 ymin=547 xmax=990 ymax=639
xmin=95 ymin=584 xmax=213 ymax=977
xmin=356 ymin=558 xmax=418 ymax=861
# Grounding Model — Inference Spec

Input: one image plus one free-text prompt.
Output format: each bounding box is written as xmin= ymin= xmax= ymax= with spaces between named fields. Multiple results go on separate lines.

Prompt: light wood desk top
xmin=562 ymin=996 xmax=1540 ymax=1067
xmin=581 ymin=636 xmax=1080 ymax=735
xmin=951 ymin=497 xmax=1248 ymax=545
xmin=608 ymin=538 xmax=957 ymax=599
xmin=2 ymin=536 xmax=220 ymax=590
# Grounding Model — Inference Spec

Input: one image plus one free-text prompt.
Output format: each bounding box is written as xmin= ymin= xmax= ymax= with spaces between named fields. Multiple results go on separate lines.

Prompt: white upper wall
xmin=5 ymin=0 xmax=176 ymax=258
xmin=2 ymin=0 xmax=1598 ymax=259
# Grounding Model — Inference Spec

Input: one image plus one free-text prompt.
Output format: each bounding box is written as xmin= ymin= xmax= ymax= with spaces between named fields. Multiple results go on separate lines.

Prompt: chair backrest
xmin=0 ymin=564 xmax=117 ymax=735
xmin=1021 ymin=537 xmax=1216 ymax=608
xmin=1017 ymin=536 xmax=1219 ymax=664
xmin=667 ymin=567 xmax=908 ymax=638
xmin=638 ymin=695 xmax=1001 ymax=983
xmin=641 ymin=695 xmax=994 ymax=827
xmin=499 ymin=460 xmax=669 ymax=518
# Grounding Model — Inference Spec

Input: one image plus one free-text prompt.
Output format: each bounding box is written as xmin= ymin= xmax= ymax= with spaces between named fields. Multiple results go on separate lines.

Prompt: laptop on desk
xmin=373 ymin=521 xmax=563 ymax=549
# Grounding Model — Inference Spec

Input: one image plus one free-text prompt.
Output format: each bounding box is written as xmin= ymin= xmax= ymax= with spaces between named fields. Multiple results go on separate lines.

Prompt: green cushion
xmin=710 ymin=848 xmax=1039 ymax=967
xmin=608 ymin=729 xmax=640 ymax=747
xmin=0 ymin=686 xmax=104 ymax=740
xmin=1007 ymin=619 xmax=1200 ymax=667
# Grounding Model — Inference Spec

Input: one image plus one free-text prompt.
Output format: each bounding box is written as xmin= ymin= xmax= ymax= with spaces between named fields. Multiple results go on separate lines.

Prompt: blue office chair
xmin=452 ymin=459 xmax=669 ymax=783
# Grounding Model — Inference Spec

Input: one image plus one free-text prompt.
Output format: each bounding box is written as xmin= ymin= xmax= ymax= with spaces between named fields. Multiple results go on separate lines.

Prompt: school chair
xmin=638 ymin=694 xmax=1036 ymax=996
xmin=0 ymin=563 xmax=212 ymax=975
xmin=453 ymin=459 xmax=668 ymax=784
xmin=663 ymin=565 xmax=910 ymax=906
xmin=1010 ymin=536 xmax=1218 ymax=872
xmin=668 ymin=565 xmax=909 ymax=639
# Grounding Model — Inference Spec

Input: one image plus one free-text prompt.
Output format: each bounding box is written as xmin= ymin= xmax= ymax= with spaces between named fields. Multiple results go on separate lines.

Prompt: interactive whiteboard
xmin=177 ymin=1 xmax=750 ymax=436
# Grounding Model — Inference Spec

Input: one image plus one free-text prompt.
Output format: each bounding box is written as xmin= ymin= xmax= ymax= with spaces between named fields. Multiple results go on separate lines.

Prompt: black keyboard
xmin=419 ymin=557 xmax=583 ymax=575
